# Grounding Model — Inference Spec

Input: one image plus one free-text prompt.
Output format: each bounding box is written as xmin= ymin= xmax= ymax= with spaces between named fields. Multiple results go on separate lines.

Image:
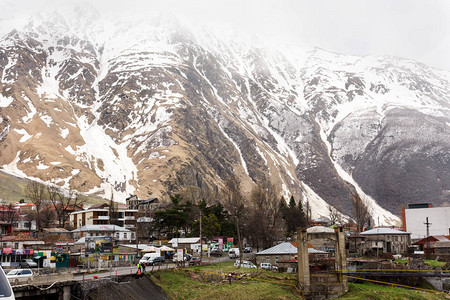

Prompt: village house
xmin=126 ymin=195 xmax=159 ymax=211
xmin=71 ymin=224 xmax=135 ymax=242
xmin=413 ymin=235 xmax=450 ymax=253
xmin=307 ymin=226 xmax=336 ymax=252
xmin=434 ymin=241 xmax=450 ymax=255
xmin=69 ymin=204 xmax=138 ymax=230
xmin=359 ymin=228 xmax=411 ymax=255
xmin=0 ymin=233 xmax=45 ymax=267
xmin=255 ymin=241 xmax=328 ymax=268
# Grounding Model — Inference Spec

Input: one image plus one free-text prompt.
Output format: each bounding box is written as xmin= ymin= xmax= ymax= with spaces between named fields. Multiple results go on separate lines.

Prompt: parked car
xmin=228 ymin=248 xmax=239 ymax=259
xmin=243 ymin=246 xmax=253 ymax=253
xmin=210 ymin=249 xmax=223 ymax=257
xmin=139 ymin=253 xmax=159 ymax=265
xmin=260 ymin=263 xmax=278 ymax=270
xmin=0 ymin=267 xmax=14 ymax=299
xmin=173 ymin=253 xmax=192 ymax=263
xmin=6 ymin=269 xmax=33 ymax=285
xmin=19 ymin=259 xmax=37 ymax=268
xmin=189 ymin=257 xmax=201 ymax=266
xmin=234 ymin=260 xmax=257 ymax=269
xmin=147 ymin=256 xmax=165 ymax=266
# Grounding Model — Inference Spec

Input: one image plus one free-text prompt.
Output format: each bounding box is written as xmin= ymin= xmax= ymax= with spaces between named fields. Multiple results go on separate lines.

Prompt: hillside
xmin=0 ymin=4 xmax=449 ymax=222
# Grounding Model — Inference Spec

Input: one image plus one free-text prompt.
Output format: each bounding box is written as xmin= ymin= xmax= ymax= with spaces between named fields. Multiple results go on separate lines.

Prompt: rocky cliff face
xmin=0 ymin=6 xmax=449 ymax=224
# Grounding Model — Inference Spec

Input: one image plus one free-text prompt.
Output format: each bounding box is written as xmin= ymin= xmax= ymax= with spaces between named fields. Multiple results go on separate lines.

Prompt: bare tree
xmin=328 ymin=204 xmax=344 ymax=225
xmin=40 ymin=205 xmax=56 ymax=228
xmin=181 ymin=186 xmax=216 ymax=206
xmin=304 ymin=198 xmax=312 ymax=225
xmin=247 ymin=181 xmax=284 ymax=250
xmin=25 ymin=182 xmax=47 ymax=231
xmin=221 ymin=177 xmax=245 ymax=265
xmin=108 ymin=194 xmax=119 ymax=226
xmin=352 ymin=194 xmax=372 ymax=232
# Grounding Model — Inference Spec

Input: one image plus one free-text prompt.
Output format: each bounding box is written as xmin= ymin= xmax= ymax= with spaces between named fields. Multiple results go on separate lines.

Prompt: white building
xmin=403 ymin=206 xmax=450 ymax=240
xmin=71 ymin=225 xmax=135 ymax=242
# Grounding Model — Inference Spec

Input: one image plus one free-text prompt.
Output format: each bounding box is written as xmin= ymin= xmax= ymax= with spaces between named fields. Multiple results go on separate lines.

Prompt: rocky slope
xmin=0 ymin=5 xmax=449 ymax=224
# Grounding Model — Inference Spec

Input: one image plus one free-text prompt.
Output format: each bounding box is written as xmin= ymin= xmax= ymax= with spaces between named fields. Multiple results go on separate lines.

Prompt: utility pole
xmin=424 ymin=217 xmax=432 ymax=259
xmin=199 ymin=210 xmax=203 ymax=262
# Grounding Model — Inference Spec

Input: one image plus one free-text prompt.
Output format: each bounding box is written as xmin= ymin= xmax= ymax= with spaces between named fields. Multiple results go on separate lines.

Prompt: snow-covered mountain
xmin=1 ymin=5 xmax=449 ymax=225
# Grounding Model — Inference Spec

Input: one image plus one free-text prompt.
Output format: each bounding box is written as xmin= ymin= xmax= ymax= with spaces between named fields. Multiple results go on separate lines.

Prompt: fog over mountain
xmin=0 ymin=2 xmax=449 ymax=225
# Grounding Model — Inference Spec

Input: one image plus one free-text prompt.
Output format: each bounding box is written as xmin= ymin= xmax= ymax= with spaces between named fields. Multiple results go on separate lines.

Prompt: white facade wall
xmin=405 ymin=207 xmax=450 ymax=239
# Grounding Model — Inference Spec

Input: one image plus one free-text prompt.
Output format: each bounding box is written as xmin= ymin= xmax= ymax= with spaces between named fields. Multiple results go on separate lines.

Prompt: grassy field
xmin=425 ymin=260 xmax=447 ymax=268
xmin=152 ymin=262 xmax=449 ymax=300
xmin=0 ymin=170 xmax=29 ymax=202
xmin=152 ymin=262 xmax=299 ymax=300
xmin=340 ymin=282 xmax=448 ymax=300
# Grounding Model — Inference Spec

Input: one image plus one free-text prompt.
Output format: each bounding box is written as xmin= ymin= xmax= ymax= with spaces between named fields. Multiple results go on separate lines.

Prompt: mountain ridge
xmin=1 ymin=8 xmax=449 ymax=225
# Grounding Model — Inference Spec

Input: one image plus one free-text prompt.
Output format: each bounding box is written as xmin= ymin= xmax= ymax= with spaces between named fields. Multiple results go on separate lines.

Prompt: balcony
xmin=124 ymin=224 xmax=135 ymax=229
xmin=124 ymin=216 xmax=135 ymax=220
xmin=94 ymin=216 xmax=110 ymax=220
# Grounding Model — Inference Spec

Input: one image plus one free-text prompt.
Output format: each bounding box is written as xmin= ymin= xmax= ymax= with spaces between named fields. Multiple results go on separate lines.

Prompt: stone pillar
xmin=62 ymin=285 xmax=71 ymax=300
xmin=334 ymin=227 xmax=348 ymax=294
xmin=297 ymin=228 xmax=310 ymax=293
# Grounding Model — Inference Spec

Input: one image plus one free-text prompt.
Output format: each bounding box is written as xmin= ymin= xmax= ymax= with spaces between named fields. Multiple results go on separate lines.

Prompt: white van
xmin=228 ymin=248 xmax=240 ymax=259
xmin=0 ymin=267 xmax=14 ymax=299
xmin=139 ymin=253 xmax=160 ymax=264
xmin=234 ymin=260 xmax=257 ymax=269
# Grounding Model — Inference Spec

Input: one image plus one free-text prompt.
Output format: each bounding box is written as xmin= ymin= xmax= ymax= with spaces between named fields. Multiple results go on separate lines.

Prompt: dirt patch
xmin=86 ymin=275 xmax=168 ymax=300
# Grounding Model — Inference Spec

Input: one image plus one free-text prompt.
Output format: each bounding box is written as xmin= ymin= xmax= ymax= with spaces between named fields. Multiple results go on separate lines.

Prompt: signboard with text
xmin=177 ymin=249 xmax=184 ymax=262
xmin=85 ymin=236 xmax=112 ymax=254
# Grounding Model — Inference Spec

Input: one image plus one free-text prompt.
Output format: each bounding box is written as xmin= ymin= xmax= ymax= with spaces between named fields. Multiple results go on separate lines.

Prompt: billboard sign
xmin=227 ymin=237 xmax=233 ymax=249
xmin=177 ymin=249 xmax=184 ymax=262
xmin=85 ymin=236 xmax=113 ymax=254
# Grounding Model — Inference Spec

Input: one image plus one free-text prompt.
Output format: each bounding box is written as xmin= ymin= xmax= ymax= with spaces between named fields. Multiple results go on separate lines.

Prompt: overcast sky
xmin=5 ymin=0 xmax=450 ymax=70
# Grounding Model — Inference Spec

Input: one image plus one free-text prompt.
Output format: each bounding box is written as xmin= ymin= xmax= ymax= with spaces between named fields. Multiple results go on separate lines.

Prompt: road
xmin=71 ymin=255 xmax=231 ymax=281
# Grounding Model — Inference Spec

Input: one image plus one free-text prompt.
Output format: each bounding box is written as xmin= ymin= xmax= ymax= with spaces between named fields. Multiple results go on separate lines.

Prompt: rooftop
xmin=72 ymin=225 xmax=130 ymax=233
xmin=307 ymin=226 xmax=335 ymax=233
xmin=360 ymin=228 xmax=410 ymax=235
xmin=168 ymin=237 xmax=200 ymax=244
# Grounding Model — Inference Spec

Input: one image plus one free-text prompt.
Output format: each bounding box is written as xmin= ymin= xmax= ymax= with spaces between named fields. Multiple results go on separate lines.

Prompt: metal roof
xmin=307 ymin=226 xmax=335 ymax=233
xmin=360 ymin=228 xmax=410 ymax=235
xmin=256 ymin=242 xmax=328 ymax=255
xmin=71 ymin=225 xmax=130 ymax=233
xmin=256 ymin=242 xmax=298 ymax=255
xmin=168 ymin=237 xmax=200 ymax=244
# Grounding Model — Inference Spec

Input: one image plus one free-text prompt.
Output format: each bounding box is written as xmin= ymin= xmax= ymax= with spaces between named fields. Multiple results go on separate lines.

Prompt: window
xmin=14 ymin=243 xmax=18 ymax=249
xmin=116 ymin=233 xmax=120 ymax=239
xmin=124 ymin=233 xmax=127 ymax=239
xmin=131 ymin=233 xmax=135 ymax=239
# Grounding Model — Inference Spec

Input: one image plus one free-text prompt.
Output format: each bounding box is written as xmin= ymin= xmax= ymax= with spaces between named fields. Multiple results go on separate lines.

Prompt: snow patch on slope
xmin=75 ymin=114 xmax=137 ymax=201
xmin=319 ymin=124 xmax=400 ymax=225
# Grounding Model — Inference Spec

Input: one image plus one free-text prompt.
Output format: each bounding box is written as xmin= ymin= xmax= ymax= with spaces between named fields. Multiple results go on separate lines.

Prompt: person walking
xmin=137 ymin=262 xmax=141 ymax=274
xmin=142 ymin=261 xmax=146 ymax=273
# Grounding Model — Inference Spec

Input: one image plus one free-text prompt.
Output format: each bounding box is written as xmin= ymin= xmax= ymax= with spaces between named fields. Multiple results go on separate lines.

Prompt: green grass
xmin=394 ymin=259 xmax=408 ymax=265
xmin=152 ymin=261 xmax=449 ymax=300
xmin=425 ymin=260 xmax=447 ymax=268
xmin=339 ymin=282 xmax=447 ymax=300
xmin=152 ymin=262 xmax=299 ymax=300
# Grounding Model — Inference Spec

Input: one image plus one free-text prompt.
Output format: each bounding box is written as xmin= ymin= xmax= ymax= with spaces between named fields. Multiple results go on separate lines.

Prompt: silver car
xmin=6 ymin=269 xmax=33 ymax=285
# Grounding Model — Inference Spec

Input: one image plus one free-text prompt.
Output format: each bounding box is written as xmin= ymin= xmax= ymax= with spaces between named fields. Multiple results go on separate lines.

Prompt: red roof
xmin=413 ymin=236 xmax=449 ymax=245
xmin=1 ymin=233 xmax=38 ymax=241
